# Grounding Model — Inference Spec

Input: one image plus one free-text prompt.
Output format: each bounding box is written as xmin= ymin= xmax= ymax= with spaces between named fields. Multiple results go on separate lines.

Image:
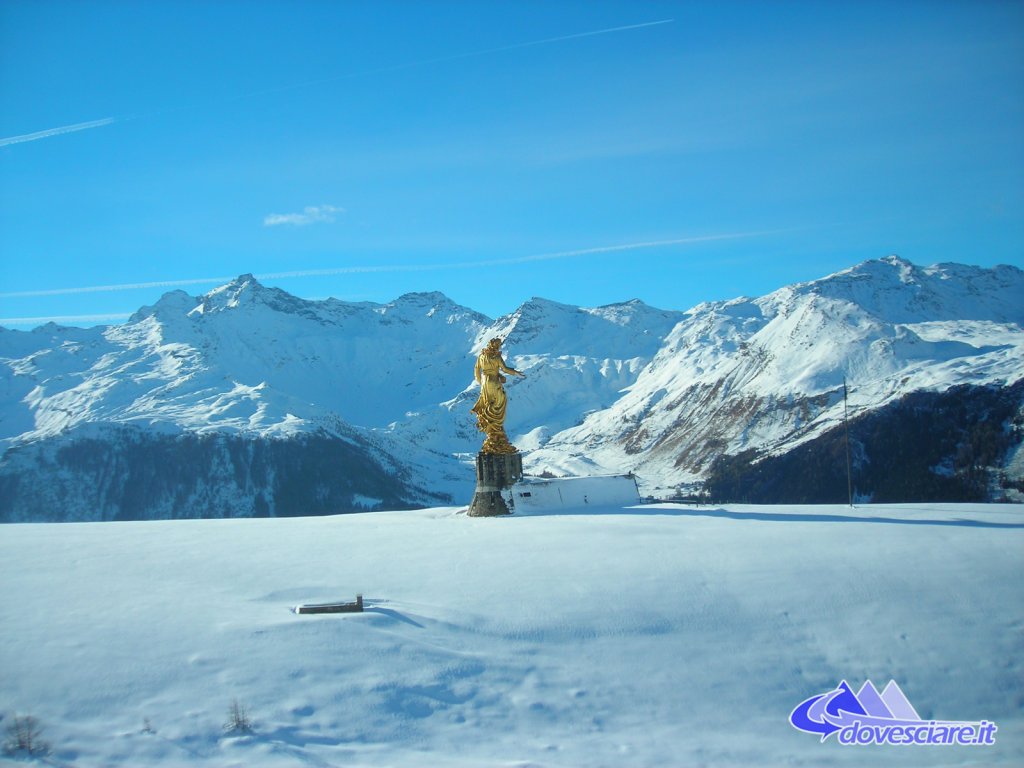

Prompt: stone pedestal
xmin=467 ymin=452 xmax=523 ymax=517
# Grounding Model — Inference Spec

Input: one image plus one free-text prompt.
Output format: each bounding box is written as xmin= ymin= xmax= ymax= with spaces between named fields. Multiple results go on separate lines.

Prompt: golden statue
xmin=471 ymin=337 xmax=525 ymax=454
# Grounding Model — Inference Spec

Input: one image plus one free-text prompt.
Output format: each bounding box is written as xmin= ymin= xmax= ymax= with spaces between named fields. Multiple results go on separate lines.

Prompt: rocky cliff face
xmin=1 ymin=256 xmax=1022 ymax=520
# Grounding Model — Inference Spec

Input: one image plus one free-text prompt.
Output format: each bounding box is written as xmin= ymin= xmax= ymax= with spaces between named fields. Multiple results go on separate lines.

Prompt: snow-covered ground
xmin=1 ymin=502 xmax=1021 ymax=767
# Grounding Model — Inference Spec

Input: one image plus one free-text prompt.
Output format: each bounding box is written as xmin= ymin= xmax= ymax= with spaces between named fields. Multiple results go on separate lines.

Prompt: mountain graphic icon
xmin=877 ymin=680 xmax=922 ymax=721
xmin=790 ymin=680 xmax=922 ymax=740
xmin=855 ymin=680 xmax=896 ymax=718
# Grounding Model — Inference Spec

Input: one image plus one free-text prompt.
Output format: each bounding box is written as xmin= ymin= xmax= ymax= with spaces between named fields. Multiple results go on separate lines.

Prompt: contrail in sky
xmin=0 ymin=276 xmax=243 ymax=299
xmin=0 ymin=231 xmax=773 ymax=300
xmin=0 ymin=19 xmax=673 ymax=148
xmin=0 ymin=117 xmax=118 ymax=148
xmin=260 ymin=232 xmax=771 ymax=280
xmin=0 ymin=312 xmax=133 ymax=327
xmin=221 ymin=19 xmax=674 ymax=105
xmin=352 ymin=19 xmax=676 ymax=75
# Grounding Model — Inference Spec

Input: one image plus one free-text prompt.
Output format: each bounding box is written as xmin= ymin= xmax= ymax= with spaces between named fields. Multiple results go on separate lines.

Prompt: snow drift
xmin=1 ymin=502 xmax=1021 ymax=766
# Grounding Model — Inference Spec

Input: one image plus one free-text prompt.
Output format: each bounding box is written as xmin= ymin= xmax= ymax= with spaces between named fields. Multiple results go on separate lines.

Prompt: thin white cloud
xmin=0 ymin=230 xmax=777 ymax=300
xmin=460 ymin=19 xmax=674 ymax=57
xmin=0 ymin=117 xmax=117 ymax=148
xmin=366 ymin=19 xmax=675 ymax=74
xmin=0 ymin=276 xmax=236 ymax=299
xmin=223 ymin=19 xmax=675 ymax=105
xmin=0 ymin=312 xmax=132 ymax=328
xmin=472 ymin=232 xmax=772 ymax=268
xmin=263 ymin=205 xmax=345 ymax=227
xmin=260 ymin=231 xmax=776 ymax=279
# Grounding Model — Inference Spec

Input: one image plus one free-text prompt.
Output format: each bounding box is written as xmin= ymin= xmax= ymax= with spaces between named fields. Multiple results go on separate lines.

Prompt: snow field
xmin=1 ymin=503 xmax=1022 ymax=766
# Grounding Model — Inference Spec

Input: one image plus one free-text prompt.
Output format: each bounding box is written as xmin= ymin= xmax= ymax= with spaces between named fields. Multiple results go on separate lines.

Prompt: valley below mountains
xmin=1 ymin=255 xmax=1022 ymax=521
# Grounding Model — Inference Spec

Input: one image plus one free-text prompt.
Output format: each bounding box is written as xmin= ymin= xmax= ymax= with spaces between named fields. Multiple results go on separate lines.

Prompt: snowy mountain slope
xmin=2 ymin=502 xmax=1021 ymax=766
xmin=1 ymin=256 xmax=1022 ymax=520
xmin=0 ymin=280 xmax=491 ymax=519
xmin=0 ymin=279 xmax=686 ymax=519
xmin=525 ymin=256 xmax=1024 ymax=490
xmin=0 ymin=422 xmax=458 ymax=523
xmin=704 ymin=380 xmax=1024 ymax=504
xmin=393 ymin=296 xmax=686 ymax=456
xmin=1 ymin=276 xmax=490 ymax=446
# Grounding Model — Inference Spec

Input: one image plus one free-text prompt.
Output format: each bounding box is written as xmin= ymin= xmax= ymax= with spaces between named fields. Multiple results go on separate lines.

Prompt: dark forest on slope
xmin=703 ymin=380 xmax=1024 ymax=504
xmin=0 ymin=426 xmax=448 ymax=522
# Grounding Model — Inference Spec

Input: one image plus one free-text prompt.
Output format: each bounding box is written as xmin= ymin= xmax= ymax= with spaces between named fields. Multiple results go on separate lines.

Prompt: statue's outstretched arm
xmin=499 ymin=357 xmax=525 ymax=377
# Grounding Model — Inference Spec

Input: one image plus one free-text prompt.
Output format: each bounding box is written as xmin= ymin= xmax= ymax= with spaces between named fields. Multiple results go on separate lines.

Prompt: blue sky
xmin=1 ymin=0 xmax=1022 ymax=328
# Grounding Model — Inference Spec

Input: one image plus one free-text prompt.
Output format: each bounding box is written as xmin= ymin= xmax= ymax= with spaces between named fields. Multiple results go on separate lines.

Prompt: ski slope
xmin=1 ymin=502 xmax=1021 ymax=766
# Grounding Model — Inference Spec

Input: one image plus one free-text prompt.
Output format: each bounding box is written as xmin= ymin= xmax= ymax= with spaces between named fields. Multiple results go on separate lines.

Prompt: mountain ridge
xmin=523 ymin=256 xmax=1023 ymax=488
xmin=2 ymin=256 xmax=1022 ymax=520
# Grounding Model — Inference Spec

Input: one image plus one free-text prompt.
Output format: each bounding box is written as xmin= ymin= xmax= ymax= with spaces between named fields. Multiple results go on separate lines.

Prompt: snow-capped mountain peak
xmin=527 ymin=257 xmax=1023 ymax=486
xmin=483 ymin=295 xmax=685 ymax=359
xmin=188 ymin=274 xmax=320 ymax=319
xmin=792 ymin=256 xmax=1024 ymax=325
xmin=128 ymin=289 xmax=200 ymax=324
xmin=0 ymin=278 xmax=494 ymax=447
xmin=1 ymin=256 xmax=1022 ymax=520
xmin=378 ymin=291 xmax=491 ymax=327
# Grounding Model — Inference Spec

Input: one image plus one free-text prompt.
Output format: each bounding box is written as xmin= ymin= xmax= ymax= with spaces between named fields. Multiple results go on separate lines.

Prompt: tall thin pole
xmin=843 ymin=376 xmax=853 ymax=508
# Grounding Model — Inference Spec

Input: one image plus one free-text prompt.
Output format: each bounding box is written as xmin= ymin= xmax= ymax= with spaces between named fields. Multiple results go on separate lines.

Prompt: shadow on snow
xmin=514 ymin=504 xmax=1024 ymax=529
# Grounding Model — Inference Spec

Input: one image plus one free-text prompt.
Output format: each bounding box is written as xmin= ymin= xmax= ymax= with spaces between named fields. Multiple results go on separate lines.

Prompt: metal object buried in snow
xmin=294 ymin=595 xmax=364 ymax=614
